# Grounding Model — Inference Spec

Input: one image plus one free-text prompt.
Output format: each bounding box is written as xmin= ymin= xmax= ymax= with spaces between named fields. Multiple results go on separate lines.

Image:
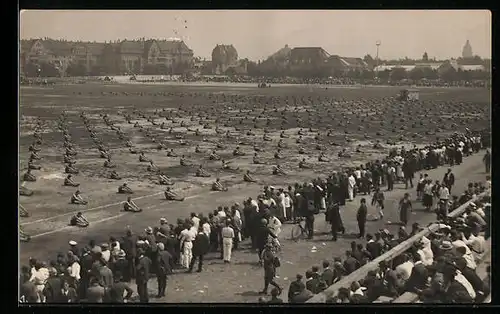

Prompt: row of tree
xmin=23 ymin=61 xmax=194 ymax=77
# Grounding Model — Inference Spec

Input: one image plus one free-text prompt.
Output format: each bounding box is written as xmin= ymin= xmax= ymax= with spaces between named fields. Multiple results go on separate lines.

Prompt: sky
xmin=20 ymin=10 xmax=491 ymax=61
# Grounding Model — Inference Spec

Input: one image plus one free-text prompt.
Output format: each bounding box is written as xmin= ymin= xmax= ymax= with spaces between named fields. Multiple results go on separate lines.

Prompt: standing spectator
xmin=30 ymin=261 xmax=49 ymax=303
xmin=135 ymin=248 xmax=152 ymax=303
xmin=86 ymin=277 xmax=105 ymax=303
xmin=121 ymin=229 xmax=137 ymax=282
xmin=398 ymin=193 xmax=412 ymax=226
xmin=108 ymin=273 xmax=133 ymax=303
xmin=443 ymin=168 xmax=455 ymax=193
xmin=20 ymin=267 xmax=38 ymax=303
xmin=188 ymin=226 xmax=210 ymax=273
xmin=259 ymin=243 xmax=281 ymax=295
xmin=357 ymin=198 xmax=368 ymax=238
xmin=287 ymin=274 xmax=305 ymax=302
xmin=156 ymin=243 xmax=173 ymax=298
xmin=43 ymin=268 xmax=63 ymax=303
xmin=221 ymin=220 xmax=235 ymax=263
xmin=60 ymin=279 xmax=78 ymax=303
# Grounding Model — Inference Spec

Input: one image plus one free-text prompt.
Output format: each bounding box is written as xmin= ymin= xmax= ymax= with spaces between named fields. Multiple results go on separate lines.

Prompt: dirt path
xmin=19 ymin=153 xmax=487 ymax=302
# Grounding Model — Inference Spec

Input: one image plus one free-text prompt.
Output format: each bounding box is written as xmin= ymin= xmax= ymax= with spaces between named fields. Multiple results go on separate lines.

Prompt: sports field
xmin=19 ymin=82 xmax=490 ymax=302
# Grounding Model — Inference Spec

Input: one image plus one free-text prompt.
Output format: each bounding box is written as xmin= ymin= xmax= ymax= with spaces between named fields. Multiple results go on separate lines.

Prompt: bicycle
xmin=290 ymin=217 xmax=309 ymax=241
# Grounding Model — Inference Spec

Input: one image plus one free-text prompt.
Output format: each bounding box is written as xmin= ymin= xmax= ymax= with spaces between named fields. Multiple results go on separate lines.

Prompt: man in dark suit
xmin=86 ymin=277 xmax=106 ymax=303
xmin=20 ymin=270 xmax=38 ymax=303
xmin=404 ymin=254 xmax=429 ymax=293
xmin=291 ymin=284 xmax=314 ymax=303
xmin=260 ymin=244 xmax=281 ymax=295
xmin=156 ymin=243 xmax=173 ymax=298
xmin=267 ymin=287 xmax=284 ymax=303
xmin=325 ymin=201 xmax=345 ymax=241
xmin=455 ymin=257 xmax=489 ymax=302
xmin=343 ymin=250 xmax=360 ymax=275
xmin=321 ymin=260 xmax=334 ymax=287
xmin=188 ymin=226 xmax=210 ymax=273
xmin=304 ymin=270 xmax=317 ymax=294
xmin=107 ymin=273 xmax=133 ymax=303
xmin=121 ymin=229 xmax=137 ymax=281
xmin=110 ymin=250 xmax=128 ymax=280
xmin=43 ymin=268 xmax=63 ymax=303
xmin=366 ymin=234 xmax=382 ymax=259
xmin=287 ymin=274 xmax=305 ymax=302
xmin=357 ymin=198 xmax=368 ymax=238
xmin=135 ymin=248 xmax=152 ymax=303
xmin=443 ymin=168 xmax=455 ymax=193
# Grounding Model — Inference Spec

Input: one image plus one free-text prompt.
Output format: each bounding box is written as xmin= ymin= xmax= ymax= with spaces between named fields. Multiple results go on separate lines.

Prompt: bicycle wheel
xmin=291 ymin=224 xmax=302 ymax=241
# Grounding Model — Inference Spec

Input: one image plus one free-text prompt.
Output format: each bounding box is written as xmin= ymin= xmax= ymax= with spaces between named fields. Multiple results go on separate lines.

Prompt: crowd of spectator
xmin=277 ymin=191 xmax=490 ymax=304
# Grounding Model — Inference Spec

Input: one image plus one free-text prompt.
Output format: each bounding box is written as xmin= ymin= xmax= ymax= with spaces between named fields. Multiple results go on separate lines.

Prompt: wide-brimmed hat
xmin=439 ymin=241 xmax=453 ymax=251
xmin=117 ymin=250 xmax=126 ymax=258
xmin=69 ymin=240 xmax=77 ymax=246
xmin=145 ymin=226 xmax=153 ymax=234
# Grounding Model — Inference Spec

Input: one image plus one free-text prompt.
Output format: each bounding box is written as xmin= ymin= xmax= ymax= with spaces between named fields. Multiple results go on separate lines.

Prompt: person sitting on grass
xmin=164 ymin=187 xmax=185 ymax=201
xmin=273 ymin=165 xmax=287 ymax=176
xmin=167 ymin=148 xmax=178 ymax=157
xmin=221 ymin=159 xmax=239 ymax=171
xmin=159 ymin=173 xmax=173 ymax=185
xmin=118 ymin=183 xmax=133 ymax=194
xmin=180 ymin=155 xmax=193 ymax=167
xmin=147 ymin=161 xmax=159 ymax=172
xmin=19 ymin=204 xmax=30 ymax=217
xmin=299 ymin=158 xmax=313 ymax=169
xmin=23 ymin=169 xmax=37 ymax=182
xmin=109 ymin=170 xmax=121 ymax=180
xmin=103 ymin=157 xmax=116 ymax=168
xmin=139 ymin=152 xmax=151 ymax=163
xmin=212 ymin=178 xmax=228 ymax=191
xmin=20 ymin=185 xmax=34 ymax=197
xmin=318 ymin=152 xmax=330 ymax=162
xmin=28 ymin=159 xmax=42 ymax=170
xmin=71 ymin=190 xmax=88 ymax=205
xmin=253 ymin=153 xmax=264 ymax=164
xmin=64 ymin=174 xmax=80 ymax=187
xmin=70 ymin=212 xmax=89 ymax=227
xmin=209 ymin=150 xmax=221 ymax=161
xmin=196 ymin=165 xmax=211 ymax=177
xmin=244 ymin=170 xmax=257 ymax=183
xmin=65 ymin=162 xmax=79 ymax=174
xmin=123 ymin=196 xmax=142 ymax=212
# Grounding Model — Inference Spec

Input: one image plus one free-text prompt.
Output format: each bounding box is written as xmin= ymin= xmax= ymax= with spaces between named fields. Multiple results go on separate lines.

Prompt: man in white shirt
xmin=462 ymin=228 xmax=485 ymax=258
xmin=179 ymin=223 xmax=195 ymax=268
xmin=438 ymin=185 xmax=450 ymax=218
xmin=217 ymin=207 xmax=227 ymax=219
xmin=67 ymin=253 xmax=81 ymax=284
xmin=101 ymin=243 xmax=111 ymax=262
xmin=451 ymin=232 xmax=476 ymax=269
xmin=348 ymin=173 xmax=356 ymax=201
xmin=30 ymin=262 xmax=49 ymax=302
xmin=201 ymin=218 xmax=211 ymax=239
xmin=278 ymin=189 xmax=287 ymax=221
xmin=284 ymin=192 xmax=292 ymax=222
xmin=267 ymin=214 xmax=282 ymax=237
xmin=395 ymin=254 xmax=414 ymax=281
xmin=191 ymin=213 xmax=200 ymax=230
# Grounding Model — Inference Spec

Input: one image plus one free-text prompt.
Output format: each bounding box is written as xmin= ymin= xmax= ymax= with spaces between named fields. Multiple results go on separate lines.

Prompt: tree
xmin=66 ymin=63 xmax=87 ymax=77
xmin=422 ymin=52 xmax=428 ymax=61
xmin=422 ymin=67 xmax=438 ymax=80
xmin=24 ymin=62 xmax=40 ymax=77
xmin=390 ymin=67 xmax=408 ymax=81
xmin=440 ymin=67 xmax=457 ymax=82
xmin=39 ymin=62 xmax=60 ymax=77
xmin=409 ymin=67 xmax=424 ymax=81
xmin=361 ymin=69 xmax=374 ymax=80
xmin=377 ymin=69 xmax=391 ymax=81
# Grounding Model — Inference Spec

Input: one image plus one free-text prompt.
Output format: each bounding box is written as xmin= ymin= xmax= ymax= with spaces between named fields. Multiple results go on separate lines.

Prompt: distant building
xmin=374 ymin=65 xmax=416 ymax=72
xmin=211 ymin=44 xmax=239 ymax=75
xmin=289 ymin=47 xmax=330 ymax=74
xmin=20 ymin=38 xmax=194 ymax=76
xmin=462 ymin=40 xmax=473 ymax=59
xmin=327 ymin=55 xmax=368 ymax=75
xmin=414 ymin=62 xmax=442 ymax=70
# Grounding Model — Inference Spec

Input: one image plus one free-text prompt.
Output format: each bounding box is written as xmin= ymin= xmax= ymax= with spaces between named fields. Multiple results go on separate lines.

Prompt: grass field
xmin=19 ymin=82 xmax=490 ymax=302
